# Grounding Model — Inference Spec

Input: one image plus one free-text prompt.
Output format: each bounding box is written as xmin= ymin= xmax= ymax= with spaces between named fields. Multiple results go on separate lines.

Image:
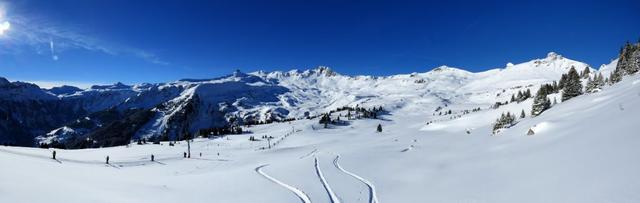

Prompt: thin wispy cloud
xmin=49 ymin=38 xmax=58 ymax=60
xmin=0 ymin=9 xmax=168 ymax=65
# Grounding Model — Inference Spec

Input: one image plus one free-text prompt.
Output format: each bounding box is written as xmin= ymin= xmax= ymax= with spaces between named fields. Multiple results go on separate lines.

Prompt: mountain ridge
xmin=0 ymin=52 xmax=621 ymax=147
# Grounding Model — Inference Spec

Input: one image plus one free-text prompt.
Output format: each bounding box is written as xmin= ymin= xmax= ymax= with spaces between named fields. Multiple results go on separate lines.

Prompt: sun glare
xmin=0 ymin=21 xmax=9 ymax=35
xmin=0 ymin=4 xmax=8 ymax=36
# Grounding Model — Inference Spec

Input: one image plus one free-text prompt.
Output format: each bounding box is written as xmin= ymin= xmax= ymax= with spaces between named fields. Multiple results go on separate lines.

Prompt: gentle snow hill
xmin=1 ymin=72 xmax=639 ymax=202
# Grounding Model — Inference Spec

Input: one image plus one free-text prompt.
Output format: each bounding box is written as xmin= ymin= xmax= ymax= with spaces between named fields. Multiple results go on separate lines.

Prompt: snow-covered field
xmin=2 ymin=72 xmax=639 ymax=202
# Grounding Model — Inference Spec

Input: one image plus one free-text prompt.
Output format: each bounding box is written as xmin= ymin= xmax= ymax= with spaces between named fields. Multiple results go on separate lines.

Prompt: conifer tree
xmin=558 ymin=74 xmax=568 ymax=89
xmin=520 ymin=109 xmax=526 ymax=118
xmin=561 ymin=66 xmax=583 ymax=101
xmin=531 ymin=86 xmax=551 ymax=116
xmin=585 ymin=76 xmax=596 ymax=93
xmin=595 ymin=72 xmax=605 ymax=88
xmin=376 ymin=124 xmax=382 ymax=132
xmin=581 ymin=66 xmax=591 ymax=78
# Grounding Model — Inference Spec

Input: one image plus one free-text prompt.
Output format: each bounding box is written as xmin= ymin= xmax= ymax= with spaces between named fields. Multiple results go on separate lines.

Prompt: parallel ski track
xmin=315 ymin=157 xmax=341 ymax=203
xmin=333 ymin=155 xmax=379 ymax=203
xmin=256 ymin=164 xmax=312 ymax=203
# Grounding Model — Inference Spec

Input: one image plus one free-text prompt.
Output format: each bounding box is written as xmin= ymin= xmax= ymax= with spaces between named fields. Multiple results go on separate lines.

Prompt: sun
xmin=0 ymin=3 xmax=9 ymax=35
xmin=0 ymin=21 xmax=9 ymax=35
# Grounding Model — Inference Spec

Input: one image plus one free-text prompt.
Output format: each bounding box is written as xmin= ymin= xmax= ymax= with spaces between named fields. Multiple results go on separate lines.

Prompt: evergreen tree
xmin=376 ymin=124 xmax=382 ymax=132
xmin=585 ymin=76 xmax=596 ymax=93
xmin=581 ymin=66 xmax=591 ymax=78
xmin=594 ymin=72 xmax=605 ymax=89
xmin=517 ymin=91 xmax=522 ymax=99
xmin=561 ymin=66 xmax=583 ymax=101
xmin=558 ymin=74 xmax=568 ymax=89
xmin=531 ymin=86 xmax=551 ymax=116
xmin=520 ymin=109 xmax=526 ymax=118
xmin=319 ymin=114 xmax=331 ymax=128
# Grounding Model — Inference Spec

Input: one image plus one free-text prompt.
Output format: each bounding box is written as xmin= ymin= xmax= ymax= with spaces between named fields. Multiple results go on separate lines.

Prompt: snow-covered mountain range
xmin=0 ymin=52 xmax=619 ymax=147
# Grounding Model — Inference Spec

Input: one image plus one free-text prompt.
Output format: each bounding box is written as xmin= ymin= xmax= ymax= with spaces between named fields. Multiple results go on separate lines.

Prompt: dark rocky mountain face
xmin=0 ymin=99 xmax=85 ymax=146
xmin=0 ymin=71 xmax=294 ymax=148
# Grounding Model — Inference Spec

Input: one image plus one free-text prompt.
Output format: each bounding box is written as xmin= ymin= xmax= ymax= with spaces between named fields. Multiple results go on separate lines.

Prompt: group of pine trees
xmin=510 ymin=89 xmax=532 ymax=103
xmin=610 ymin=41 xmax=640 ymax=83
xmin=196 ymin=125 xmax=243 ymax=138
xmin=492 ymin=112 xmax=517 ymax=133
xmin=585 ymin=72 xmax=605 ymax=93
xmin=530 ymin=66 xmax=585 ymax=117
xmin=318 ymin=105 xmax=385 ymax=128
xmin=560 ymin=66 xmax=584 ymax=101
xmin=243 ymin=117 xmax=296 ymax=127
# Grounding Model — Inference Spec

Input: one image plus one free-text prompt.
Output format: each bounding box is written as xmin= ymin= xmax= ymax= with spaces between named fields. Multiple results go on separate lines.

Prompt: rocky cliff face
xmin=0 ymin=79 xmax=85 ymax=145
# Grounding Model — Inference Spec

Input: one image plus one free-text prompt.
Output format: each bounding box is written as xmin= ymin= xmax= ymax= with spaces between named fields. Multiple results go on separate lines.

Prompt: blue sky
xmin=0 ymin=0 xmax=639 ymax=87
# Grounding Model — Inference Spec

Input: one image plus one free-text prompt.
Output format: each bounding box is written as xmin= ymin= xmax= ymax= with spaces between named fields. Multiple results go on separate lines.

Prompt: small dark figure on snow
xmin=377 ymin=124 xmax=383 ymax=132
xmin=183 ymin=152 xmax=187 ymax=158
xmin=199 ymin=152 xmax=202 ymax=157
xmin=52 ymin=151 xmax=56 ymax=160
xmin=106 ymin=156 xmax=110 ymax=164
xmin=151 ymin=154 xmax=155 ymax=162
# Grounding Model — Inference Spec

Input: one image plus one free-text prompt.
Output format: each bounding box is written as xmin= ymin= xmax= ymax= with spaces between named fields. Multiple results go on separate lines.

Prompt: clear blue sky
xmin=0 ymin=0 xmax=639 ymax=87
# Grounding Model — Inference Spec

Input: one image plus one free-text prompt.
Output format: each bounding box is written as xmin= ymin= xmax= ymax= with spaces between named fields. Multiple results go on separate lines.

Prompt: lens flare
xmin=0 ymin=3 xmax=9 ymax=35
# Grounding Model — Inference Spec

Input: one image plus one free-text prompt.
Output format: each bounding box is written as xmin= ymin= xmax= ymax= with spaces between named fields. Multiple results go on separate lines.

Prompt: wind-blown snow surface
xmin=2 ymin=72 xmax=640 ymax=202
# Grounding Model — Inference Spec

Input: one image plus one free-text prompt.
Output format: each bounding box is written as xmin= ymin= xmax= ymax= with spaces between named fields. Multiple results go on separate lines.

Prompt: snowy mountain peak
xmin=429 ymin=65 xmax=472 ymax=75
xmin=546 ymin=51 xmax=563 ymax=60
xmin=317 ymin=66 xmax=338 ymax=76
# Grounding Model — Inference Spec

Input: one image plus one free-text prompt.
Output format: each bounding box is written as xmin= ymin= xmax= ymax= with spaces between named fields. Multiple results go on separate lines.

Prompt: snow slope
xmin=1 ymin=71 xmax=639 ymax=202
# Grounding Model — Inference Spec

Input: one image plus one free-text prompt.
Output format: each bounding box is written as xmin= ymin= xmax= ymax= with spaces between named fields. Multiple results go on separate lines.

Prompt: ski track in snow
xmin=299 ymin=149 xmax=318 ymax=159
xmin=255 ymin=164 xmax=312 ymax=203
xmin=333 ymin=155 xmax=379 ymax=203
xmin=314 ymin=157 xmax=341 ymax=203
